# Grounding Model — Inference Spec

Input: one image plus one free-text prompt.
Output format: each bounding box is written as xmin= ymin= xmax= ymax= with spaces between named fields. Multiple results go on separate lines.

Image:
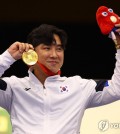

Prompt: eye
xmin=56 ymin=46 xmax=63 ymax=52
xmin=102 ymin=12 xmax=108 ymax=16
xmin=108 ymin=8 xmax=113 ymax=13
xmin=43 ymin=46 xmax=50 ymax=50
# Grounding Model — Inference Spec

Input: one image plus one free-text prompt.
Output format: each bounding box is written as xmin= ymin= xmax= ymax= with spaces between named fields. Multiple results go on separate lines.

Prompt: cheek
xmin=59 ymin=53 xmax=64 ymax=63
xmin=37 ymin=54 xmax=45 ymax=63
xmin=37 ymin=51 xmax=48 ymax=60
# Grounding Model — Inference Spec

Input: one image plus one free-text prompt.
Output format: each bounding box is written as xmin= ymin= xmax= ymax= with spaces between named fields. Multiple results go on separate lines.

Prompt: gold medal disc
xmin=22 ymin=49 xmax=38 ymax=65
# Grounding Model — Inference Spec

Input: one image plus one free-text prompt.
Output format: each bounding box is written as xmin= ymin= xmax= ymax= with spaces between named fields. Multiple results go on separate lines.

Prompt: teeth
xmin=110 ymin=16 xmax=117 ymax=23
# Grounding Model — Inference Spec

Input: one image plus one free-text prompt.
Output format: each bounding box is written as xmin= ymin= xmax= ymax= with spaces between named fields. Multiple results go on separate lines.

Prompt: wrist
xmin=115 ymin=43 xmax=120 ymax=49
xmin=113 ymin=39 xmax=120 ymax=49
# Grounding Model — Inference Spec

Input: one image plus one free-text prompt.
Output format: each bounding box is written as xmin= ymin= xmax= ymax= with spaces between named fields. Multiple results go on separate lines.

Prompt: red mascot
xmin=96 ymin=6 xmax=120 ymax=48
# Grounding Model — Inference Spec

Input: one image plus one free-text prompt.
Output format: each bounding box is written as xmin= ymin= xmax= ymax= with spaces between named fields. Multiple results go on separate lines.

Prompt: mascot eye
xmin=102 ymin=12 xmax=108 ymax=16
xmin=108 ymin=8 xmax=113 ymax=13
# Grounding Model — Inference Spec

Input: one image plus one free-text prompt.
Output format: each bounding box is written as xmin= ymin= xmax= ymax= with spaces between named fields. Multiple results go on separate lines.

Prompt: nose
xmin=50 ymin=48 xmax=57 ymax=58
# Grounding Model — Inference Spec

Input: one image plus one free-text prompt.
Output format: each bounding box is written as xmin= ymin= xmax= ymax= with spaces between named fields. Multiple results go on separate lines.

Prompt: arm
xmin=0 ymin=42 xmax=34 ymax=111
xmin=87 ymin=24 xmax=120 ymax=108
xmin=0 ymin=41 xmax=34 ymax=76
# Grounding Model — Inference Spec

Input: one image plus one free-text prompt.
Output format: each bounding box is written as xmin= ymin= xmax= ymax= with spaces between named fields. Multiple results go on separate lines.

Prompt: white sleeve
xmin=88 ymin=49 xmax=120 ymax=108
xmin=0 ymin=50 xmax=16 ymax=76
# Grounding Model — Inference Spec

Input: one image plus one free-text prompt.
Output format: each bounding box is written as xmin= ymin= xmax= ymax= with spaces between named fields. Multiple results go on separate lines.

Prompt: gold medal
xmin=22 ymin=49 xmax=38 ymax=65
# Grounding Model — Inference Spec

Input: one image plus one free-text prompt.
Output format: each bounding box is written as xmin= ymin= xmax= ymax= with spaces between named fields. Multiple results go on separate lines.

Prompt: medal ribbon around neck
xmin=37 ymin=61 xmax=61 ymax=76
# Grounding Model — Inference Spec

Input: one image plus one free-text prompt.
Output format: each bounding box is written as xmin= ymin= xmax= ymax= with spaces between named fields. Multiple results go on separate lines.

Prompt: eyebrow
xmin=56 ymin=44 xmax=62 ymax=46
xmin=56 ymin=44 xmax=63 ymax=48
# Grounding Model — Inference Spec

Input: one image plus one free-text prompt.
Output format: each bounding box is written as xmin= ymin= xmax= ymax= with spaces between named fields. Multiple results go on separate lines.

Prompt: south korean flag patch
xmin=59 ymin=85 xmax=69 ymax=93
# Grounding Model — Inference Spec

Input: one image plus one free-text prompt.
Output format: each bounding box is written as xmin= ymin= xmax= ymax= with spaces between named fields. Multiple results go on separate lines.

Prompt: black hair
xmin=27 ymin=24 xmax=68 ymax=50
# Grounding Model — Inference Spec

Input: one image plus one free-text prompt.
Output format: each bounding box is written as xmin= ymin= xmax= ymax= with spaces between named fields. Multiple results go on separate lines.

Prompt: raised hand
xmin=8 ymin=41 xmax=34 ymax=60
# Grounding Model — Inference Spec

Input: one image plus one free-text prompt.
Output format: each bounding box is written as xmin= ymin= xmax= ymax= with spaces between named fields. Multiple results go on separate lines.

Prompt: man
xmin=0 ymin=24 xmax=120 ymax=134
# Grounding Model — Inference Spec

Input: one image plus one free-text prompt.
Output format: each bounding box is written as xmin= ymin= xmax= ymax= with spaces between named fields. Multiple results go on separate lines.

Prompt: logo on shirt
xmin=24 ymin=88 xmax=31 ymax=91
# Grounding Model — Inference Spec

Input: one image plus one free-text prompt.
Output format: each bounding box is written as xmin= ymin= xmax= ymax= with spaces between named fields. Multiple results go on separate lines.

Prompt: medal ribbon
xmin=37 ymin=61 xmax=61 ymax=76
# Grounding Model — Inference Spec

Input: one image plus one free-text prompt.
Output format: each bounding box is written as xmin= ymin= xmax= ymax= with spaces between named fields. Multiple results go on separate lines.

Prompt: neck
xmin=34 ymin=68 xmax=48 ymax=85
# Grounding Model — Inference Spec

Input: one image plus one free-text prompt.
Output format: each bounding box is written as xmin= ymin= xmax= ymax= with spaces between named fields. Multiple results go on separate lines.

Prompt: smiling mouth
xmin=47 ymin=61 xmax=60 ymax=66
xmin=49 ymin=61 xmax=58 ymax=64
xmin=48 ymin=61 xmax=58 ymax=63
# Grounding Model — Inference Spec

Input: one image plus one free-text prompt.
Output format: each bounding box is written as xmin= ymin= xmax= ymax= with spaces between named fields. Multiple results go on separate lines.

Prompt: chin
xmin=50 ymin=68 xmax=59 ymax=73
xmin=50 ymin=70 xmax=58 ymax=73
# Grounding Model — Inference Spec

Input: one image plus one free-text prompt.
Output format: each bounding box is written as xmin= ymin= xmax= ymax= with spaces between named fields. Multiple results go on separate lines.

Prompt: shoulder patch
xmin=0 ymin=79 xmax=7 ymax=91
xmin=95 ymin=79 xmax=108 ymax=92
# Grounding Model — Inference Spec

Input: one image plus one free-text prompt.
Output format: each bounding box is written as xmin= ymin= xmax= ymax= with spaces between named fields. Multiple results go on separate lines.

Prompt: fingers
xmin=115 ymin=23 xmax=120 ymax=33
xmin=8 ymin=41 xmax=34 ymax=60
xmin=16 ymin=42 xmax=34 ymax=53
xmin=115 ymin=24 xmax=120 ymax=29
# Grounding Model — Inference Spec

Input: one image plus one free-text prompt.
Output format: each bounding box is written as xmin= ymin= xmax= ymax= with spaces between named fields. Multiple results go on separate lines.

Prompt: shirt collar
xmin=28 ymin=69 xmax=67 ymax=84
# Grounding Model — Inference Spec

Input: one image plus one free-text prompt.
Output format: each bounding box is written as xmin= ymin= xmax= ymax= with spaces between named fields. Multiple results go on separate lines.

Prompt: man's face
xmin=35 ymin=34 xmax=64 ymax=73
